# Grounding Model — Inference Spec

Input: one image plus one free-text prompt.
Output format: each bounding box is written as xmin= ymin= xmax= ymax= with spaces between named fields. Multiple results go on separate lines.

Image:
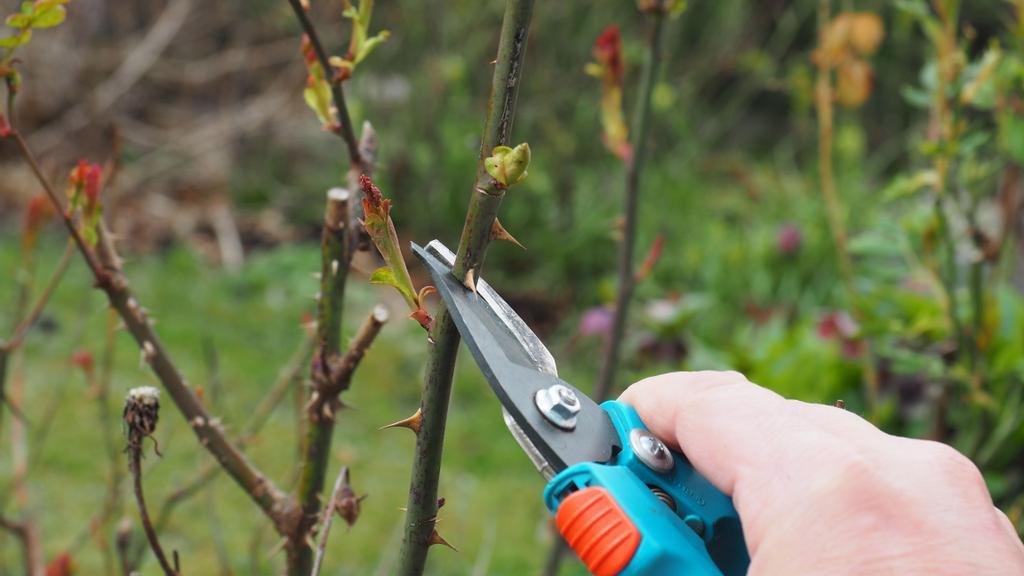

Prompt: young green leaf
xmin=360 ymin=175 xmax=434 ymax=331
xmin=303 ymin=78 xmax=334 ymax=128
xmin=28 ymin=3 xmax=65 ymax=28
xmin=369 ymin=266 xmax=416 ymax=308
xmin=65 ymin=159 xmax=103 ymax=246
xmin=329 ymin=0 xmax=389 ymax=81
xmin=0 ymin=29 xmax=30 ymax=48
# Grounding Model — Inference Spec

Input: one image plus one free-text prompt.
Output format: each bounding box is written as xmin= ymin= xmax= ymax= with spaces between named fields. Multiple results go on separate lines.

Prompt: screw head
xmin=629 ymin=428 xmax=674 ymax=473
xmin=534 ymin=384 xmax=581 ymax=430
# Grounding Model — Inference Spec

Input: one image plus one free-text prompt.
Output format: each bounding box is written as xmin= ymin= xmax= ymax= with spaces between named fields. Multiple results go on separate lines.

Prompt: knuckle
xmin=809 ymin=449 xmax=907 ymax=527
xmin=831 ymin=449 xmax=888 ymax=489
xmin=924 ymin=441 xmax=987 ymax=493
xmin=718 ymin=370 xmax=751 ymax=385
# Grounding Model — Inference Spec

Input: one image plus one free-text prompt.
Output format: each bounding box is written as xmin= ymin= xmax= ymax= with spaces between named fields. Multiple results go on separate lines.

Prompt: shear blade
xmin=413 ymin=240 xmax=620 ymax=476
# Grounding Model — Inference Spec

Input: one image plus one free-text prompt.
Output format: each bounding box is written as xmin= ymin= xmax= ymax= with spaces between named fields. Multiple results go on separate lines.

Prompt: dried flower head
xmin=123 ymin=386 xmax=161 ymax=450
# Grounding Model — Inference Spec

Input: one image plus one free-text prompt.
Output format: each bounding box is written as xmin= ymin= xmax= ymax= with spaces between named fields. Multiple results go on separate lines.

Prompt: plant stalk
xmin=291 ymin=303 xmax=387 ymax=573
xmin=129 ymin=446 xmax=177 ymax=576
xmin=289 ymin=120 xmax=380 ymax=574
xmin=396 ymin=1 xmax=534 ymax=573
xmin=593 ymin=12 xmax=666 ymax=403
xmin=812 ymin=0 xmax=880 ymax=410
xmin=285 ymin=0 xmax=363 ymax=170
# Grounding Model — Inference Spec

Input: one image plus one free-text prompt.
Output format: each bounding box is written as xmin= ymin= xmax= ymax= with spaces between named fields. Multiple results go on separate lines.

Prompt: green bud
xmin=485 ymin=142 xmax=531 ymax=187
xmin=637 ymin=0 xmax=687 ymax=16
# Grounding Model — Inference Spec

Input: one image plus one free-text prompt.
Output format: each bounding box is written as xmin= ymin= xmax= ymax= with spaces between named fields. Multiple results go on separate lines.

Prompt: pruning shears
xmin=412 ymin=240 xmax=750 ymax=576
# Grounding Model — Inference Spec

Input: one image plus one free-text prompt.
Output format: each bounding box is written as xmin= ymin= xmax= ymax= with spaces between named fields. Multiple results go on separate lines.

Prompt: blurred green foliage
xmin=3 ymin=0 xmax=1024 ymax=573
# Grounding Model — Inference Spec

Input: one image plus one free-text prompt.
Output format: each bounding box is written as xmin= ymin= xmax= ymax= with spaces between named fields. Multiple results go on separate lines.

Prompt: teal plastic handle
xmin=543 ymin=401 xmax=750 ymax=576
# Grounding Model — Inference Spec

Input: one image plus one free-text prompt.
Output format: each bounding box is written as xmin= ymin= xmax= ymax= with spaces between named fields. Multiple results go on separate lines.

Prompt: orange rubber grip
xmin=555 ymin=487 xmax=641 ymax=576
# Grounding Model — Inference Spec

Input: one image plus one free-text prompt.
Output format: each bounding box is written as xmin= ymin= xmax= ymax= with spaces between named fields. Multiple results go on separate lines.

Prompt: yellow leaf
xmin=836 ymin=59 xmax=873 ymax=109
xmin=849 ymin=13 xmax=884 ymax=56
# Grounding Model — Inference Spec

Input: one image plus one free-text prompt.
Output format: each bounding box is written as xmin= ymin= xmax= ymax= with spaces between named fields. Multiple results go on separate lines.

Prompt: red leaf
xmin=84 ymin=163 xmax=101 ymax=211
xmin=409 ymin=308 xmax=433 ymax=332
xmin=634 ymin=234 xmax=665 ymax=282
xmin=360 ymin=173 xmax=385 ymax=212
xmin=69 ymin=159 xmax=88 ymax=187
xmin=593 ymin=25 xmax=624 ymax=85
xmin=301 ymin=34 xmax=317 ymax=66
xmin=21 ymin=194 xmax=55 ymax=250
xmin=45 ymin=552 xmax=73 ymax=576
xmin=70 ymin=350 xmax=94 ymax=376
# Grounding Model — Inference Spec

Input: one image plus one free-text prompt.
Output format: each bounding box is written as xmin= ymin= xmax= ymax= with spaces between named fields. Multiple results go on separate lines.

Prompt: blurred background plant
xmin=1 ymin=0 xmax=1023 ymax=574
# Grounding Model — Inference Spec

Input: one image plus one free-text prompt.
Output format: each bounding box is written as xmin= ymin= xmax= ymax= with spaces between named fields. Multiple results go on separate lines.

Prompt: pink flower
xmin=776 ymin=224 xmax=802 ymax=256
xmin=817 ymin=311 xmax=863 ymax=359
xmin=578 ymin=306 xmax=613 ymax=338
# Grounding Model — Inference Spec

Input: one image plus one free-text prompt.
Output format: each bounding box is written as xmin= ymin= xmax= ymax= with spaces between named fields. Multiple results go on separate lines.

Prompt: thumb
xmin=618 ymin=371 xmax=880 ymax=551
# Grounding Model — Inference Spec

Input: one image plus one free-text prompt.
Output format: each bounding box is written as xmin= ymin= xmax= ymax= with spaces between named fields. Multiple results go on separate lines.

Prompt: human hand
xmin=619 ymin=371 xmax=1024 ymax=575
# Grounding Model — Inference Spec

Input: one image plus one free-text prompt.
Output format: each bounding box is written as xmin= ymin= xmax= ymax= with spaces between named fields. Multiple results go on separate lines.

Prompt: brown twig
xmin=10 ymin=130 xmax=296 ymax=534
xmin=0 ymin=513 xmax=42 ymax=576
xmin=284 ymin=0 xmax=363 ymax=169
xmin=129 ymin=444 xmax=176 ymax=576
xmin=593 ymin=10 xmax=667 ymax=403
xmin=131 ymin=331 xmax=313 ymax=568
xmin=2 ymin=241 xmax=75 ymax=353
xmin=310 ymin=466 xmax=357 ymax=576
xmin=292 ymin=305 xmax=388 ymax=573
xmin=288 ymin=115 xmax=378 ymax=573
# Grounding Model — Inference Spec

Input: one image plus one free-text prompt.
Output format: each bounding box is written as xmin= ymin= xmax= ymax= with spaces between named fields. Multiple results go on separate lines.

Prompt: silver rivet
xmin=630 ymin=428 xmax=674 ymax=473
xmin=534 ymin=384 xmax=581 ymax=430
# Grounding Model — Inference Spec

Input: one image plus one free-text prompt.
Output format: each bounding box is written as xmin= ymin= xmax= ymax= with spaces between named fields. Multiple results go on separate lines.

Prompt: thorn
xmin=140 ymin=341 xmax=156 ymax=366
xmin=428 ymin=529 xmax=456 ymax=551
xmin=437 ymin=497 xmax=446 ymax=509
xmin=331 ymin=259 xmax=340 ymax=277
xmin=491 ymin=219 xmax=525 ymax=250
xmin=379 ymin=408 xmax=422 ymax=434
xmin=834 ymin=399 xmax=846 ymax=410
xmin=462 ymin=269 xmax=476 ymax=294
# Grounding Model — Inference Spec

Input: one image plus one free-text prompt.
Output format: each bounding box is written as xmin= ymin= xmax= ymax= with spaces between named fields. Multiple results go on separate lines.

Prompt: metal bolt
xmin=629 ymin=428 xmax=674 ymax=473
xmin=534 ymin=384 xmax=581 ymax=430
